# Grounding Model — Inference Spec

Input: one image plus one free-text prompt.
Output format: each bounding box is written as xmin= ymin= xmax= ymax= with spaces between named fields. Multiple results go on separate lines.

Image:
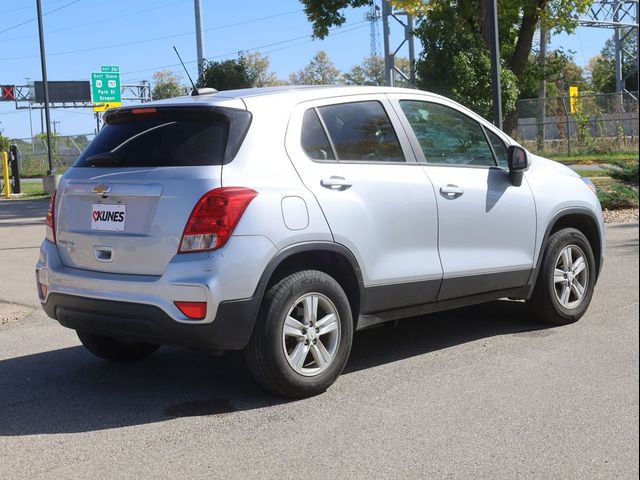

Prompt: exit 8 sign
xmin=91 ymin=65 xmax=121 ymax=112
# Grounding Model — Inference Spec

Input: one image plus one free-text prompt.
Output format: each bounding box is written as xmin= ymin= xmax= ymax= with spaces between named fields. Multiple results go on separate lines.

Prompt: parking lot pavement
xmin=0 ymin=199 xmax=49 ymax=307
xmin=0 ymin=200 xmax=637 ymax=479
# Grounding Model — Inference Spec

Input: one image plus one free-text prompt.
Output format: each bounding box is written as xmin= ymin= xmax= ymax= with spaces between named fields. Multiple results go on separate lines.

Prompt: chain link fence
xmin=515 ymin=92 xmax=639 ymax=155
xmin=10 ymin=134 xmax=95 ymax=176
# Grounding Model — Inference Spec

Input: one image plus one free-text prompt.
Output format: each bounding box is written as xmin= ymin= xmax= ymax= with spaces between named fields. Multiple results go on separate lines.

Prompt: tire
xmin=245 ymin=270 xmax=354 ymax=398
xmin=77 ymin=331 xmax=160 ymax=362
xmin=529 ymin=228 xmax=597 ymax=325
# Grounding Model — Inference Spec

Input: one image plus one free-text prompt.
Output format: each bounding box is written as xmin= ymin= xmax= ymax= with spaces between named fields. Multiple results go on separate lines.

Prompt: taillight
xmin=179 ymin=187 xmax=257 ymax=253
xmin=45 ymin=190 xmax=57 ymax=244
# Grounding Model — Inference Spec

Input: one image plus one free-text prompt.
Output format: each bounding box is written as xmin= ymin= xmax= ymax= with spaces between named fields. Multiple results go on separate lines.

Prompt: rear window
xmin=74 ymin=106 xmax=251 ymax=167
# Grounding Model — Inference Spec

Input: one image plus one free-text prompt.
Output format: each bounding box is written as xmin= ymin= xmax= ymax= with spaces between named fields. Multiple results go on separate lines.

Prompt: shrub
xmin=605 ymin=160 xmax=639 ymax=185
xmin=597 ymin=183 xmax=639 ymax=210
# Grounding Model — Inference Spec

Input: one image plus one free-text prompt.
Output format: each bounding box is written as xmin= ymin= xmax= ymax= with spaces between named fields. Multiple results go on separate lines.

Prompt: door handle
xmin=321 ymin=176 xmax=352 ymax=191
xmin=440 ymin=184 xmax=464 ymax=199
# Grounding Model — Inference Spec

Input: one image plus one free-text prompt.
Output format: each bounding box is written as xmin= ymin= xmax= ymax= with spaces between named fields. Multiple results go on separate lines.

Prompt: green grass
xmin=547 ymin=151 xmax=639 ymax=165
xmin=4 ymin=181 xmax=51 ymax=200
xmin=591 ymin=176 xmax=615 ymax=187
xmin=570 ymin=168 xmax=609 ymax=177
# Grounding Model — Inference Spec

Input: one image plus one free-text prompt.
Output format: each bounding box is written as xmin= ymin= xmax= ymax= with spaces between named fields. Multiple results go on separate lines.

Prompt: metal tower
xmin=579 ymin=0 xmax=639 ymax=96
xmin=365 ymin=2 xmax=381 ymax=58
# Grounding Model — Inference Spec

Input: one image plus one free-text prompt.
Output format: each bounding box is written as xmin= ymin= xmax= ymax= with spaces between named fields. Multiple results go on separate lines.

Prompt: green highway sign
xmin=91 ymin=66 xmax=121 ymax=112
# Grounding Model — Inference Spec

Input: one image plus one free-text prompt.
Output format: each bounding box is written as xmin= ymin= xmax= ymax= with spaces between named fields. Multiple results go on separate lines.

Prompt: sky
xmin=0 ymin=0 xmax=614 ymax=140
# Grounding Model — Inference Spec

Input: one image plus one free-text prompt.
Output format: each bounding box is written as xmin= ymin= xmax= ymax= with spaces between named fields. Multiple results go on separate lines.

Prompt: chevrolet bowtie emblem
xmin=91 ymin=183 xmax=112 ymax=195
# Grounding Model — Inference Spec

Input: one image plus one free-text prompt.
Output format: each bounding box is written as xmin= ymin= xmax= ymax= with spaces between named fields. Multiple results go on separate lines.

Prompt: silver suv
xmin=36 ymin=86 xmax=604 ymax=397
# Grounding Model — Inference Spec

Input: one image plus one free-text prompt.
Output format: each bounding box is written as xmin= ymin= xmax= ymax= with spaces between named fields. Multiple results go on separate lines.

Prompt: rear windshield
xmin=74 ymin=106 xmax=251 ymax=168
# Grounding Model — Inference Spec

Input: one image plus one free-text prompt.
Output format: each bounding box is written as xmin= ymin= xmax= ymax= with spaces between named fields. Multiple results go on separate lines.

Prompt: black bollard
xmin=9 ymin=145 xmax=21 ymax=194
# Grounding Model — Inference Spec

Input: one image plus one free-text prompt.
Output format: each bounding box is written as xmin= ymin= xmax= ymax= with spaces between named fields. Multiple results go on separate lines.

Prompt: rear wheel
xmin=245 ymin=270 xmax=353 ymax=398
xmin=529 ymin=228 xmax=596 ymax=325
xmin=77 ymin=331 xmax=160 ymax=362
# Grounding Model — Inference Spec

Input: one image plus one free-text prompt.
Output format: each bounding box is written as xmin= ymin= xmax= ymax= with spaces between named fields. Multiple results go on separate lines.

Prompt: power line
xmin=0 ymin=110 xmax=24 ymax=116
xmin=0 ymin=0 xmax=71 ymax=15
xmin=0 ymin=0 xmax=82 ymax=36
xmin=121 ymin=20 xmax=370 ymax=82
xmin=0 ymin=0 xmax=189 ymax=45
xmin=0 ymin=9 xmax=304 ymax=61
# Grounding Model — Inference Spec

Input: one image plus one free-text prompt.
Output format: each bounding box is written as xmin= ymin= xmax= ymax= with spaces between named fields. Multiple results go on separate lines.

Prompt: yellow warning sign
xmin=93 ymin=101 xmax=122 ymax=112
xmin=569 ymin=86 xmax=579 ymax=113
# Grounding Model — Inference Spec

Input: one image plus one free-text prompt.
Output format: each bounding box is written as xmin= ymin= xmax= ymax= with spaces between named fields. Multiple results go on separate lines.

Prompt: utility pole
xmin=25 ymin=77 xmax=34 ymax=152
xmin=194 ymin=0 xmax=205 ymax=81
xmin=36 ymin=0 xmax=54 ymax=175
xmin=382 ymin=0 xmax=392 ymax=86
xmin=536 ymin=23 xmax=547 ymax=153
xmin=381 ymin=0 xmax=416 ymax=87
xmin=407 ymin=14 xmax=416 ymax=87
xmin=488 ymin=0 xmax=503 ymax=129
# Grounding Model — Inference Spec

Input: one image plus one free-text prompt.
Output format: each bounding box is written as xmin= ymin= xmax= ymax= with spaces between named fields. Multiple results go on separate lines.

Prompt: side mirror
xmin=507 ymin=145 xmax=531 ymax=186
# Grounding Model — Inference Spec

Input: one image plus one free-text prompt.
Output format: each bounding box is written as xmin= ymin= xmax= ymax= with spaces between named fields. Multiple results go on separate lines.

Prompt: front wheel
xmin=245 ymin=270 xmax=354 ymax=398
xmin=529 ymin=228 xmax=597 ymax=325
xmin=77 ymin=331 xmax=160 ymax=362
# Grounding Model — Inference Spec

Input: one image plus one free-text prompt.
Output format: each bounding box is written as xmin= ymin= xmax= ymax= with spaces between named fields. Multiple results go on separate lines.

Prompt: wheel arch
xmin=547 ymin=209 xmax=603 ymax=277
xmin=527 ymin=207 xmax=604 ymax=296
xmin=250 ymin=242 xmax=365 ymax=330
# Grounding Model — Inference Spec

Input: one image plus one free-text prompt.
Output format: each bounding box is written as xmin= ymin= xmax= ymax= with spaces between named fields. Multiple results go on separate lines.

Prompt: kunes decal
xmin=92 ymin=210 xmax=125 ymax=222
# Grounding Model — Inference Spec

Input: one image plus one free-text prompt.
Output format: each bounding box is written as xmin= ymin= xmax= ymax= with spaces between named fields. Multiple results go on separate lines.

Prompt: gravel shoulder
xmin=603 ymin=208 xmax=639 ymax=223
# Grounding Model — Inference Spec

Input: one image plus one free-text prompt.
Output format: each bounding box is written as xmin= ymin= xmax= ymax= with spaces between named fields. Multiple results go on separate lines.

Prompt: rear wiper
xmin=85 ymin=152 xmax=120 ymax=167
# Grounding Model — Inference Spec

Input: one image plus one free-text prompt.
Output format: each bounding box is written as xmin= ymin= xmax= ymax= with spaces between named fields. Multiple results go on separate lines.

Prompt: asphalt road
xmin=0 ymin=199 xmax=638 ymax=479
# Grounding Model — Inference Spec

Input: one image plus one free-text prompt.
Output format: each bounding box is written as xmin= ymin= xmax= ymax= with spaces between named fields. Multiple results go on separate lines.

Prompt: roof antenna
xmin=173 ymin=46 xmax=216 ymax=96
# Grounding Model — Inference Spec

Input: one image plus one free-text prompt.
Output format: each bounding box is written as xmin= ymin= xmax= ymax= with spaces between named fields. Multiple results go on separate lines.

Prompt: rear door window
xmin=317 ymin=101 xmax=405 ymax=163
xmin=74 ymin=107 xmax=251 ymax=167
xmin=301 ymin=108 xmax=335 ymax=161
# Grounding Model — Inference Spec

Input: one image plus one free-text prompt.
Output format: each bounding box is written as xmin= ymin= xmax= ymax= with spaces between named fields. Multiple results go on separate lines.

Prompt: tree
xmin=414 ymin=1 xmax=519 ymax=121
xmin=344 ymin=55 xmax=384 ymax=85
xmin=299 ymin=0 xmax=593 ymax=131
xmin=197 ymin=56 xmax=255 ymax=91
xmin=519 ymin=51 xmax=585 ymax=99
xmin=343 ymin=55 xmax=411 ymax=86
xmin=289 ymin=51 xmax=341 ymax=85
xmin=152 ymin=70 xmax=186 ymax=99
xmin=241 ymin=52 xmax=280 ymax=87
xmin=588 ymin=55 xmax=615 ymax=93
xmin=71 ymin=135 xmax=90 ymax=151
xmin=587 ymin=30 xmax=638 ymax=93
xmin=0 ymin=123 xmax=9 ymax=153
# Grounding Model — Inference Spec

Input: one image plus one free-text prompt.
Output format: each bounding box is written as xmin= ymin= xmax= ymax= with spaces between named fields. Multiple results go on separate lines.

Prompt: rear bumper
xmin=36 ymin=235 xmax=277 ymax=350
xmin=43 ymin=293 xmax=258 ymax=350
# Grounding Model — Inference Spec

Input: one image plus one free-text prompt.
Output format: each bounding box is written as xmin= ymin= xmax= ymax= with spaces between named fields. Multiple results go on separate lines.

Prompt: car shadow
xmin=0 ymin=300 xmax=551 ymax=436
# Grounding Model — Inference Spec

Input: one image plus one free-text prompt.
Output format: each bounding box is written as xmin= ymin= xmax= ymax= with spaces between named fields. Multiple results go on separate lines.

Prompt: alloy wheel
xmin=553 ymin=244 xmax=589 ymax=309
xmin=281 ymin=293 xmax=341 ymax=377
